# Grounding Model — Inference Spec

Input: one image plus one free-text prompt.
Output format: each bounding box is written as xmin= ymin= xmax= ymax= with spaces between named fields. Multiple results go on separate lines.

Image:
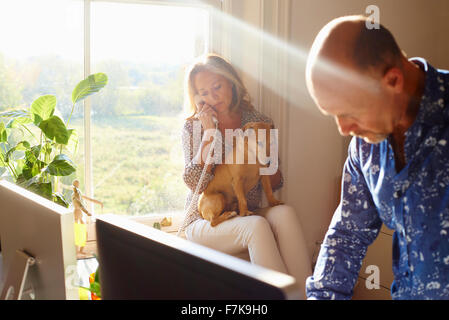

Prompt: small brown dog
xmin=198 ymin=121 xmax=283 ymax=227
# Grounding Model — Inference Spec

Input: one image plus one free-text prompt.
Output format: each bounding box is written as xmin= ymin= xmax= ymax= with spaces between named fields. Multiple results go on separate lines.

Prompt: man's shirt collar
xmin=410 ymin=57 xmax=448 ymax=126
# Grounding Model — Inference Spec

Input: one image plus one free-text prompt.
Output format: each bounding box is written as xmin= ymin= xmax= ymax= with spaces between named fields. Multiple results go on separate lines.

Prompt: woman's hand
xmin=197 ymin=102 xmax=218 ymax=130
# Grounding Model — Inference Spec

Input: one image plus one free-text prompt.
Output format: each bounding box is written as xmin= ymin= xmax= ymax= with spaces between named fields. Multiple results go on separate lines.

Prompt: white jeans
xmin=185 ymin=204 xmax=312 ymax=298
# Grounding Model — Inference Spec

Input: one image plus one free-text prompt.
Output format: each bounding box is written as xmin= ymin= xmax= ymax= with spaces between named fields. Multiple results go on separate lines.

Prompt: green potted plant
xmin=0 ymin=73 xmax=108 ymax=206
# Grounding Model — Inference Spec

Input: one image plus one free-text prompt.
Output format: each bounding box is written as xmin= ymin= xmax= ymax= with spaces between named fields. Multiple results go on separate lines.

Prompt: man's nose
xmin=335 ymin=116 xmax=356 ymax=136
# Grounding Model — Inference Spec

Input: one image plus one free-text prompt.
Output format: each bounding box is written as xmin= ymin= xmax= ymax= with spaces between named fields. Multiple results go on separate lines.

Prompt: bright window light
xmin=0 ymin=0 xmax=83 ymax=61
xmin=88 ymin=1 xmax=209 ymax=216
xmin=0 ymin=0 xmax=210 ymax=218
xmin=0 ymin=0 xmax=84 ymax=200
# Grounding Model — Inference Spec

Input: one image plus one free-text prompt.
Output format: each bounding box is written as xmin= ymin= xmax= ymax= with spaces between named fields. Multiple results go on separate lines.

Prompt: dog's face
xmin=242 ymin=122 xmax=274 ymax=165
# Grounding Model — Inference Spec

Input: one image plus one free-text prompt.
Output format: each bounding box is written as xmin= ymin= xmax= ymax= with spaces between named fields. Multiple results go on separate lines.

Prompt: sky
xmin=0 ymin=0 xmax=208 ymax=64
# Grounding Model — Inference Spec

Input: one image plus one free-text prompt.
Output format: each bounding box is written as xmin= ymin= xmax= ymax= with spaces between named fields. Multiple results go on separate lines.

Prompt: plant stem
xmin=54 ymin=175 xmax=58 ymax=195
xmin=7 ymin=162 xmax=18 ymax=180
xmin=66 ymin=103 xmax=75 ymax=128
xmin=2 ymin=142 xmax=18 ymax=179
xmin=62 ymin=103 xmax=76 ymax=156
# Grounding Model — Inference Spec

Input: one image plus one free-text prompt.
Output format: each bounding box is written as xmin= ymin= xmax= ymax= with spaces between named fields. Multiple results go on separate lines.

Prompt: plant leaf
xmin=26 ymin=181 xmax=53 ymax=200
xmin=13 ymin=158 xmax=26 ymax=176
xmin=45 ymin=154 xmax=76 ymax=176
xmin=0 ymin=149 xmax=6 ymax=167
xmin=31 ymin=95 xmax=56 ymax=125
xmin=39 ymin=116 xmax=70 ymax=144
xmin=66 ymin=129 xmax=79 ymax=155
xmin=15 ymin=140 xmax=30 ymax=151
xmin=0 ymin=122 xmax=7 ymax=142
xmin=5 ymin=141 xmax=31 ymax=163
xmin=25 ymin=150 xmax=37 ymax=165
xmin=1 ymin=109 xmax=32 ymax=130
xmin=6 ymin=116 xmax=33 ymax=128
xmin=89 ymin=282 xmax=101 ymax=297
xmin=94 ymin=268 xmax=100 ymax=283
xmin=22 ymin=164 xmax=36 ymax=180
xmin=72 ymin=73 xmax=108 ymax=105
xmin=31 ymin=145 xmax=42 ymax=159
xmin=53 ymin=192 xmax=69 ymax=208
xmin=42 ymin=143 xmax=52 ymax=157
xmin=0 ymin=109 xmax=29 ymax=118
xmin=22 ymin=156 xmax=45 ymax=180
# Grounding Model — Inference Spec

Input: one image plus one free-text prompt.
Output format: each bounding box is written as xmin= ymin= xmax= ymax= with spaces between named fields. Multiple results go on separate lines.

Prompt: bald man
xmin=305 ymin=15 xmax=449 ymax=299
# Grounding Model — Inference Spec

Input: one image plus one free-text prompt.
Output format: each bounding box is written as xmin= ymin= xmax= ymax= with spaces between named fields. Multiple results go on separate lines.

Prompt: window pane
xmin=91 ymin=2 xmax=209 ymax=216
xmin=0 ymin=0 xmax=84 ymax=202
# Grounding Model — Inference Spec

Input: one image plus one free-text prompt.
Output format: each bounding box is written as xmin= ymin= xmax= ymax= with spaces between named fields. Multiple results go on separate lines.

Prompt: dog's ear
xmin=243 ymin=121 xmax=273 ymax=131
xmin=261 ymin=122 xmax=273 ymax=130
xmin=243 ymin=122 xmax=257 ymax=131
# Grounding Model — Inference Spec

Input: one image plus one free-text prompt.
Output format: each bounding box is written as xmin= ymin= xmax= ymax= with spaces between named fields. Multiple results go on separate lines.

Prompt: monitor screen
xmin=96 ymin=214 xmax=301 ymax=300
xmin=0 ymin=180 xmax=78 ymax=300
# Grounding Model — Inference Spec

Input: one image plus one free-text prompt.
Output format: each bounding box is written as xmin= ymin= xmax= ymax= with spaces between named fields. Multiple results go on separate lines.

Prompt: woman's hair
xmin=184 ymin=53 xmax=254 ymax=119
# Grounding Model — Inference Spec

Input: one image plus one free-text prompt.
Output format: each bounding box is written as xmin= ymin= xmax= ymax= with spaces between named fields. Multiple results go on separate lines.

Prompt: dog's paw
xmin=240 ymin=210 xmax=255 ymax=216
xmin=269 ymin=200 xmax=284 ymax=207
xmin=230 ymin=211 xmax=238 ymax=217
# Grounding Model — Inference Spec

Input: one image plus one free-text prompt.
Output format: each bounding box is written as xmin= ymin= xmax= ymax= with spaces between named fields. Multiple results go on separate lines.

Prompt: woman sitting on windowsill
xmin=178 ymin=53 xmax=311 ymax=298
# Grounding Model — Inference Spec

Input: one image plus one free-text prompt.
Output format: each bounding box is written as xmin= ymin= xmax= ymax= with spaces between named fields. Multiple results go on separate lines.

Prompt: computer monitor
xmin=96 ymin=214 xmax=302 ymax=299
xmin=0 ymin=180 xmax=78 ymax=300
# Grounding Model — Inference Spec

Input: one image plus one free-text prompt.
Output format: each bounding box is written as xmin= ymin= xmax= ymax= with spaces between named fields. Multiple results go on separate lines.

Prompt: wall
xmin=286 ymin=0 xmax=449 ymax=258
xmin=436 ymin=0 xmax=449 ymax=69
xmin=220 ymin=0 xmax=449 ymax=260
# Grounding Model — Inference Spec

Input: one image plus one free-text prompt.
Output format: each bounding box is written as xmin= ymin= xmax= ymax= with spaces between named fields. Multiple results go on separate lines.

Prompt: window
xmin=0 ymin=0 xmax=84 ymax=200
xmin=0 ymin=0 xmax=215 ymax=218
xmin=89 ymin=1 xmax=210 ymax=215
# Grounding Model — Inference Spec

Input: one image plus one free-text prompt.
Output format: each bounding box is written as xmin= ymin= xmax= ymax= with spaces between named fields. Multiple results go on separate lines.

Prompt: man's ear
xmin=382 ymin=67 xmax=404 ymax=94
